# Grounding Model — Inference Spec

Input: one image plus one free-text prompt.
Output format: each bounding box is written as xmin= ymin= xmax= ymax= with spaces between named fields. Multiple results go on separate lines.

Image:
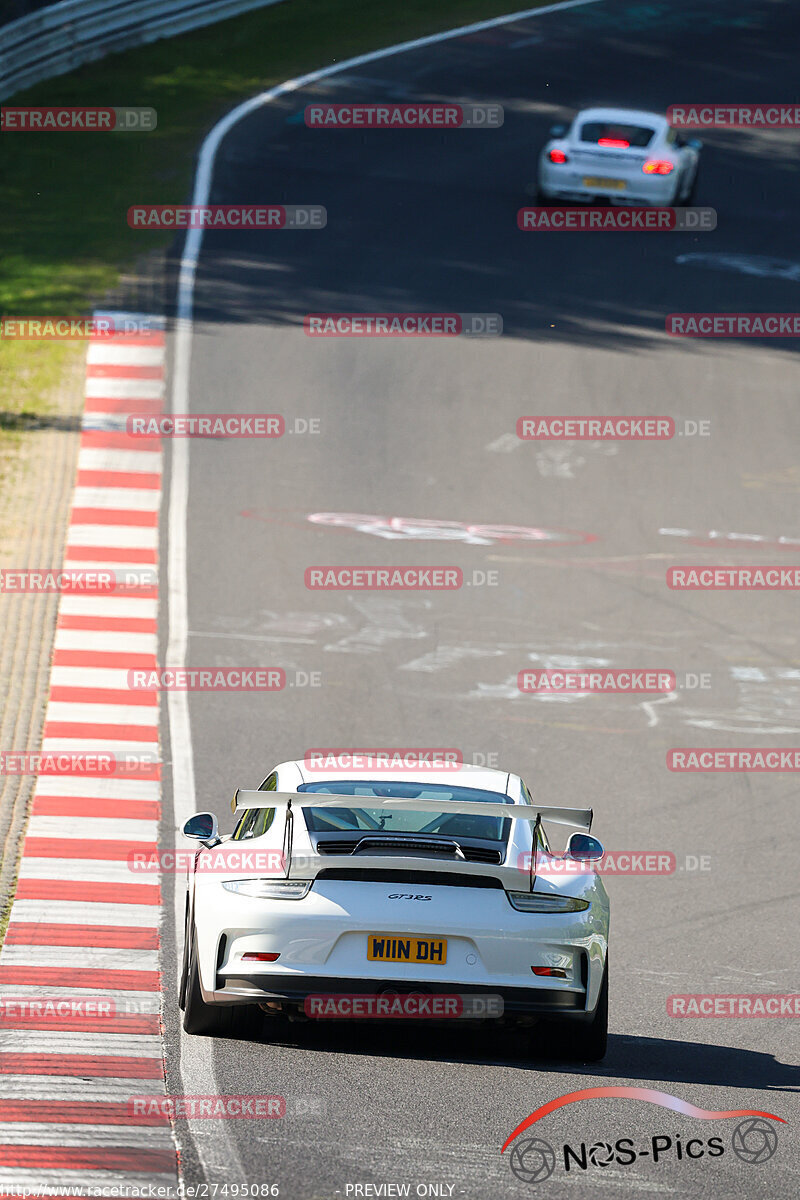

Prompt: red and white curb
xmin=0 ymin=312 xmax=177 ymax=1192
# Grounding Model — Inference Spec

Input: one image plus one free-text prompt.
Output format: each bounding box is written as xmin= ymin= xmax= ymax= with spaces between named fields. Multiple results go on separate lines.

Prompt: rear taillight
xmin=507 ymin=892 xmax=589 ymax=913
xmin=241 ymin=952 xmax=280 ymax=962
xmin=642 ymin=159 xmax=674 ymax=175
xmin=532 ymin=966 xmax=568 ymax=978
xmin=598 ymin=138 xmax=629 ymax=148
xmin=222 ymin=879 xmax=311 ymax=900
xmin=548 ymin=148 xmax=568 ymax=164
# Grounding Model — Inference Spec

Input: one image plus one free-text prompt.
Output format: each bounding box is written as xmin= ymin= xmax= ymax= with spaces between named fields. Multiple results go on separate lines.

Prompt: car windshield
xmin=298 ymin=781 xmax=512 ymax=841
xmin=579 ymin=121 xmax=656 ymax=148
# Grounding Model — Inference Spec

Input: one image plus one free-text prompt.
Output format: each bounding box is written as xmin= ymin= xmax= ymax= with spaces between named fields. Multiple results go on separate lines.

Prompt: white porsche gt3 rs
xmin=536 ymin=106 xmax=702 ymax=206
xmin=178 ymin=762 xmax=610 ymax=1060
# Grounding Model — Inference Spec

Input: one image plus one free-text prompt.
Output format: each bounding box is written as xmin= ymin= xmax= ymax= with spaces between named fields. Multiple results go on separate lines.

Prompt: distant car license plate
xmin=583 ymin=177 xmax=626 ymax=190
xmin=368 ymin=935 xmax=447 ymax=964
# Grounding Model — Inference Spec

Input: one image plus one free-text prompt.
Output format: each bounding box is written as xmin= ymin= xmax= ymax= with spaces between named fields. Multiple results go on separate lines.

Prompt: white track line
xmin=85 ymin=377 xmax=165 ymax=400
xmin=18 ymin=860 xmax=160 ymax=884
xmin=45 ymin=702 xmax=160 ymax=725
xmin=78 ymin=448 xmax=163 ymax=474
xmin=0 ymin=988 xmax=160 ymax=1009
xmin=67 ymin=524 xmax=159 ymax=549
xmin=24 ymin=816 xmax=159 ymax=841
xmin=53 ymin=630 xmax=158 ymax=654
xmin=0 ymin=1076 xmax=165 ymax=1100
xmin=0 ymin=1125 xmax=175 ymax=1148
xmin=0 ymin=947 xmax=160 ymax=971
xmin=88 ymin=345 xmax=166 ymax=367
xmin=32 ymin=776 xmax=161 ymax=799
xmin=8 ymin=901 xmax=161 ymax=926
xmin=73 ymin=487 xmax=162 ymax=510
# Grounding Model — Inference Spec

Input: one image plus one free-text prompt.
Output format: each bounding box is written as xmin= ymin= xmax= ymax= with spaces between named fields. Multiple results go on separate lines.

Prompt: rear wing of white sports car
xmin=232 ymin=789 xmax=593 ymax=831
xmin=227 ymin=790 xmax=593 ymax=889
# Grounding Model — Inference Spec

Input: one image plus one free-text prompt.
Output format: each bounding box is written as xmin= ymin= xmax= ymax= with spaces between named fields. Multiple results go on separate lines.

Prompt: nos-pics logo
xmin=502 ymin=1087 xmax=783 ymax=1183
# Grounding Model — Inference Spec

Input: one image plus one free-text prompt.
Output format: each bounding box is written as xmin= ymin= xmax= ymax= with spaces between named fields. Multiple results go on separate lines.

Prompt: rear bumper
xmin=207 ymin=974 xmax=595 ymax=1020
xmin=537 ymin=161 xmax=676 ymax=205
xmin=538 ymin=187 xmax=673 ymax=205
xmin=192 ymin=877 xmax=609 ymax=1015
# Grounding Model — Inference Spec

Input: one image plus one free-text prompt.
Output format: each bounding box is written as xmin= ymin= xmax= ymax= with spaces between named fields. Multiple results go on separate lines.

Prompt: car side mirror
xmin=549 ymin=123 xmax=567 ymax=138
xmin=183 ymin=811 xmax=220 ymax=847
xmin=687 ymin=137 xmax=702 ymax=151
xmin=566 ymin=832 xmax=604 ymax=861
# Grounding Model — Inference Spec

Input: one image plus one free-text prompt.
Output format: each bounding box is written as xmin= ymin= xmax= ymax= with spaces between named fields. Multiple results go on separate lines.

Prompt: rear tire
xmin=568 ymin=959 xmax=608 ymax=1061
xmin=182 ymin=931 xmax=237 ymax=1036
xmin=684 ymin=165 xmax=699 ymax=206
xmin=178 ymin=903 xmax=190 ymax=1011
xmin=538 ymin=960 xmax=608 ymax=1062
xmin=672 ymin=164 xmax=698 ymax=207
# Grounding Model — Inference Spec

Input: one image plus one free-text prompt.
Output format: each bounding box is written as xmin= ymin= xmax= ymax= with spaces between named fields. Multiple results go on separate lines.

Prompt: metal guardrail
xmin=0 ymin=0 xmax=285 ymax=100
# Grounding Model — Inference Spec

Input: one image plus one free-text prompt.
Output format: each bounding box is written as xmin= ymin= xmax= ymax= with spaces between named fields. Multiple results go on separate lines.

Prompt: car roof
xmin=278 ymin=759 xmax=515 ymax=796
xmin=573 ymin=106 xmax=667 ymax=129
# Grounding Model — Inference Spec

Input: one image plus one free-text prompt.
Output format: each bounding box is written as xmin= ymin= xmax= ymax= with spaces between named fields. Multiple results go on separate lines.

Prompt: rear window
xmin=579 ymin=122 xmax=656 ymax=148
xmin=298 ymin=781 xmax=511 ymax=842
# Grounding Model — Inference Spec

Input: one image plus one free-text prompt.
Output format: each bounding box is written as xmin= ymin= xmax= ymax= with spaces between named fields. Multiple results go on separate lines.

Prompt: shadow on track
xmin=220 ymin=1012 xmax=799 ymax=1094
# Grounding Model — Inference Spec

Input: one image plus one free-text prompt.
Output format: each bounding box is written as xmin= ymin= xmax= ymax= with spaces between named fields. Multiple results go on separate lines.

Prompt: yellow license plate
xmin=367 ymin=934 xmax=447 ymax=965
xmin=583 ymin=177 xmax=626 ymax=190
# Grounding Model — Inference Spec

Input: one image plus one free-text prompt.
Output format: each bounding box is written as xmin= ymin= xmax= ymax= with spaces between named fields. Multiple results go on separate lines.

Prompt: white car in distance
xmin=536 ymin=106 xmax=701 ymax=205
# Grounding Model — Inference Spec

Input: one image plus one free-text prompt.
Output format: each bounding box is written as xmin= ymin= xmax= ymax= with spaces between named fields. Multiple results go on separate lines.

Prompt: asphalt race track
xmin=160 ymin=1 xmax=800 ymax=1195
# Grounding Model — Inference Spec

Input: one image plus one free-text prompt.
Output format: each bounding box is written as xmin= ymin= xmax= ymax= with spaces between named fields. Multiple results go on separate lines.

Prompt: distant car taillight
xmin=642 ymin=159 xmax=674 ymax=175
xmin=548 ymin=148 xmax=568 ymax=164
xmin=598 ymin=138 xmax=629 ymax=148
